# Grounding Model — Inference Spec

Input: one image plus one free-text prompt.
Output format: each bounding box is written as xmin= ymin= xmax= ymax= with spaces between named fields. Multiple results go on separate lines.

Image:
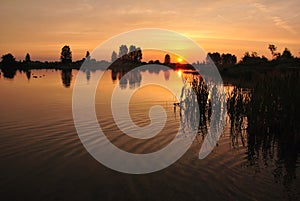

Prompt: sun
xmin=177 ymin=57 xmax=183 ymax=63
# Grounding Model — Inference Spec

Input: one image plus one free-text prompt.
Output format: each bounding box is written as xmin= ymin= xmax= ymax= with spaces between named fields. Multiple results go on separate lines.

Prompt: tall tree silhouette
xmin=129 ymin=45 xmax=136 ymax=61
xmin=136 ymin=48 xmax=142 ymax=62
xmin=60 ymin=45 xmax=72 ymax=64
xmin=25 ymin=53 xmax=31 ymax=63
xmin=207 ymin=52 xmax=221 ymax=66
xmin=164 ymin=54 xmax=170 ymax=64
xmin=221 ymin=53 xmax=237 ymax=66
xmin=268 ymin=44 xmax=277 ymax=58
xmin=118 ymin=45 xmax=128 ymax=59
xmin=281 ymin=48 xmax=293 ymax=59
xmin=1 ymin=53 xmax=17 ymax=67
xmin=85 ymin=51 xmax=90 ymax=61
xmin=1 ymin=53 xmax=17 ymax=78
xmin=111 ymin=51 xmax=117 ymax=62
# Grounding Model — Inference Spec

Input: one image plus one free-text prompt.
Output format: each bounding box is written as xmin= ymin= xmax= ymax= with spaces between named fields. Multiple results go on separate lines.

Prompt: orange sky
xmin=0 ymin=0 xmax=299 ymax=62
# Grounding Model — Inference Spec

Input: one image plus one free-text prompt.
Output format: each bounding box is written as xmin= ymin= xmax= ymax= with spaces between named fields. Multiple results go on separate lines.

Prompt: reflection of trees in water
xmin=80 ymin=66 xmax=95 ymax=83
xmin=227 ymin=72 xmax=300 ymax=192
xmin=61 ymin=69 xmax=72 ymax=88
xmin=128 ymin=71 xmax=142 ymax=89
xmin=25 ymin=70 xmax=31 ymax=80
xmin=85 ymin=70 xmax=91 ymax=82
xmin=111 ymin=69 xmax=142 ymax=90
xmin=163 ymin=70 xmax=170 ymax=81
xmin=0 ymin=66 xmax=17 ymax=79
xmin=111 ymin=66 xmax=173 ymax=88
xmin=0 ymin=67 xmax=31 ymax=80
xmin=111 ymin=69 xmax=118 ymax=82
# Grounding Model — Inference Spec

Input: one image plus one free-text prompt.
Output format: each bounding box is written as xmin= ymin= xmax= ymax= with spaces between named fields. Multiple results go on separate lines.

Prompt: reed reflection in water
xmin=173 ymin=69 xmax=299 ymax=199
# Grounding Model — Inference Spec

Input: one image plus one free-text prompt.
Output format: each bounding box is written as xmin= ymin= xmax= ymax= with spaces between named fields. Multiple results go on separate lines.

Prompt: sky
xmin=0 ymin=0 xmax=299 ymax=62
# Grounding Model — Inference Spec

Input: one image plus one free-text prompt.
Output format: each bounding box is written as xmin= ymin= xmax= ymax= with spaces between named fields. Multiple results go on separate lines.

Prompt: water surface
xmin=0 ymin=69 xmax=299 ymax=201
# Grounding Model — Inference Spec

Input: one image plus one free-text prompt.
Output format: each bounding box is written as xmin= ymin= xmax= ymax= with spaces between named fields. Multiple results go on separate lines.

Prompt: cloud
xmin=253 ymin=2 xmax=297 ymax=34
xmin=272 ymin=16 xmax=296 ymax=34
xmin=253 ymin=2 xmax=268 ymax=13
xmin=119 ymin=8 xmax=154 ymax=15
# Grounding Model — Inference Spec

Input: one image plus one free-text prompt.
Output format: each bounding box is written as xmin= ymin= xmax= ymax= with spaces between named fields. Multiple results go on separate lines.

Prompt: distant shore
xmin=1 ymin=53 xmax=299 ymax=88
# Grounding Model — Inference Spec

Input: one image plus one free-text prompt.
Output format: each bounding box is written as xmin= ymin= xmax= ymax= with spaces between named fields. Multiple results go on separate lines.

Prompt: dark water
xmin=0 ymin=68 xmax=299 ymax=201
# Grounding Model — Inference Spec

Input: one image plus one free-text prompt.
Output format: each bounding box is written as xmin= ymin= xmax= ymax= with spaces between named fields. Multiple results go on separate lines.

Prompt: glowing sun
xmin=177 ymin=57 xmax=183 ymax=63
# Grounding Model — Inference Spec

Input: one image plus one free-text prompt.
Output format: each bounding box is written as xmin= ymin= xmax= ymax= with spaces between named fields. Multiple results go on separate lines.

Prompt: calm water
xmin=0 ymin=68 xmax=299 ymax=201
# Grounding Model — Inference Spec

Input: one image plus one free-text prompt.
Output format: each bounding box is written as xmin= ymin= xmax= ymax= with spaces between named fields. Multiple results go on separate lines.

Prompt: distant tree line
xmin=1 ymin=43 xmax=299 ymax=79
xmin=206 ymin=44 xmax=297 ymax=68
xmin=0 ymin=45 xmax=110 ymax=72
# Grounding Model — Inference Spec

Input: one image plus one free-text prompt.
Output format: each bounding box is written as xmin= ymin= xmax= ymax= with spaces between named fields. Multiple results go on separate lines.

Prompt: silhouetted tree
xmin=129 ymin=45 xmax=136 ymax=53
xmin=136 ymin=48 xmax=142 ymax=62
xmin=112 ymin=45 xmax=142 ymax=63
xmin=268 ymin=44 xmax=281 ymax=59
xmin=268 ymin=44 xmax=277 ymax=57
xmin=129 ymin=45 xmax=136 ymax=61
xmin=164 ymin=54 xmax=171 ymax=64
xmin=129 ymin=45 xmax=142 ymax=62
xmin=1 ymin=53 xmax=17 ymax=79
xmin=281 ymin=48 xmax=293 ymax=59
xmin=111 ymin=51 xmax=117 ymax=62
xmin=207 ymin=52 xmax=237 ymax=67
xmin=119 ymin=45 xmax=128 ymax=59
xmin=60 ymin=45 xmax=72 ymax=64
xmin=85 ymin=51 xmax=90 ymax=61
xmin=25 ymin=53 xmax=31 ymax=63
xmin=207 ymin=52 xmax=221 ymax=66
xmin=1 ymin=53 xmax=17 ymax=67
xmin=221 ymin=53 xmax=237 ymax=66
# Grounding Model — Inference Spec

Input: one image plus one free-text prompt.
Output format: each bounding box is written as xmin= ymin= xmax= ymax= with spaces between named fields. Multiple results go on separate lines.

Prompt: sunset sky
xmin=0 ymin=0 xmax=299 ymax=62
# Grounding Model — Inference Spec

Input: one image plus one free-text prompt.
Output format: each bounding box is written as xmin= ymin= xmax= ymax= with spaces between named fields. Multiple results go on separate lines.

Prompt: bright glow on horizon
xmin=177 ymin=58 xmax=183 ymax=63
